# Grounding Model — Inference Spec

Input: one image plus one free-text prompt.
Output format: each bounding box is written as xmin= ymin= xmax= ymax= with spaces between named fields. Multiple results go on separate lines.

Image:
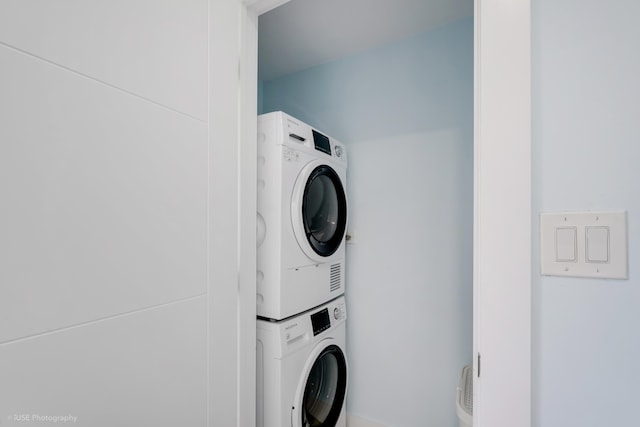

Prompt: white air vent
xmin=330 ymin=264 xmax=341 ymax=292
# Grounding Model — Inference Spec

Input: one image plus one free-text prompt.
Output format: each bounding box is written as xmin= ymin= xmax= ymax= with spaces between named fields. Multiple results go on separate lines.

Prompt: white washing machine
xmin=257 ymin=296 xmax=348 ymax=427
xmin=257 ymin=112 xmax=348 ymax=320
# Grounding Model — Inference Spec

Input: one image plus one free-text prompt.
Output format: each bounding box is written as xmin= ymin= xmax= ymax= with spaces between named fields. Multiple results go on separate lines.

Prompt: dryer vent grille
xmin=330 ymin=264 xmax=341 ymax=292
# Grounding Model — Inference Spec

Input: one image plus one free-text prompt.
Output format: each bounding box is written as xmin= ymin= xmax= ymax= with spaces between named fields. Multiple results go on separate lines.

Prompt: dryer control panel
xmin=312 ymin=130 xmax=332 ymax=155
xmin=274 ymin=111 xmax=347 ymax=164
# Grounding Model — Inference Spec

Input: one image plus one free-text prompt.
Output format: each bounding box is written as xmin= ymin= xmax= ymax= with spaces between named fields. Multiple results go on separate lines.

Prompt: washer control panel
xmin=311 ymin=308 xmax=331 ymax=336
xmin=309 ymin=297 xmax=347 ymax=336
xmin=332 ymin=300 xmax=346 ymax=321
xmin=336 ymin=299 xmax=346 ymax=317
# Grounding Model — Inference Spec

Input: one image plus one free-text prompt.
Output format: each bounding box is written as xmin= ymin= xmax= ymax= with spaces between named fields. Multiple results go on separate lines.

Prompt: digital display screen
xmin=312 ymin=130 xmax=332 ymax=155
xmin=310 ymin=308 xmax=331 ymax=336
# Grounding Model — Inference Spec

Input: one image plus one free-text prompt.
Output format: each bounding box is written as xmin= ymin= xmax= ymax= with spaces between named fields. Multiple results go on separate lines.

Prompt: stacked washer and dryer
xmin=256 ymin=112 xmax=349 ymax=427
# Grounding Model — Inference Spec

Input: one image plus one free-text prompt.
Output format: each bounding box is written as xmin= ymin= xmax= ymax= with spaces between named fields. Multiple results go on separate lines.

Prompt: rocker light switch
xmin=586 ymin=227 xmax=609 ymax=263
xmin=555 ymin=227 xmax=577 ymax=262
xmin=540 ymin=211 xmax=627 ymax=279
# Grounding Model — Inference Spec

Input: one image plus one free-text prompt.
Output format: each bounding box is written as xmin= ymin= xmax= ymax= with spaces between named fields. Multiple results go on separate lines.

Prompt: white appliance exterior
xmin=257 ymin=296 xmax=348 ymax=427
xmin=257 ymin=111 xmax=348 ymax=320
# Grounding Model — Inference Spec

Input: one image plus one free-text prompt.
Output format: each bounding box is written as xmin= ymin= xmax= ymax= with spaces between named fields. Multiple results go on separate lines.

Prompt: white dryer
xmin=257 ymin=296 xmax=348 ymax=427
xmin=257 ymin=112 xmax=348 ymax=320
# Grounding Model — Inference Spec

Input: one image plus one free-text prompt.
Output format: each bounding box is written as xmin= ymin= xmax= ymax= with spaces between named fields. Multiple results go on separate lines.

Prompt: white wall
xmin=532 ymin=1 xmax=640 ymax=426
xmin=0 ymin=1 xmax=243 ymax=425
xmin=262 ymin=19 xmax=474 ymax=427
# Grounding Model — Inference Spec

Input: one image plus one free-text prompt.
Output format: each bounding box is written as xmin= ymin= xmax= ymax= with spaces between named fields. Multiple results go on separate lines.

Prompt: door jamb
xmin=236 ymin=1 xmax=533 ymax=426
xmin=473 ymin=1 xmax=532 ymax=426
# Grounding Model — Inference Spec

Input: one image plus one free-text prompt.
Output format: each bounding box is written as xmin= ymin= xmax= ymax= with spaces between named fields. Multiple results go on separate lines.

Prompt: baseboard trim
xmin=347 ymin=413 xmax=387 ymax=427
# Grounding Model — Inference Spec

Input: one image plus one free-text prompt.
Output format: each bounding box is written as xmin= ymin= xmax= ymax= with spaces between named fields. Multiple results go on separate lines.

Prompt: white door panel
xmin=0 ymin=45 xmax=207 ymax=343
xmin=0 ymin=297 xmax=207 ymax=427
xmin=0 ymin=0 xmax=208 ymax=120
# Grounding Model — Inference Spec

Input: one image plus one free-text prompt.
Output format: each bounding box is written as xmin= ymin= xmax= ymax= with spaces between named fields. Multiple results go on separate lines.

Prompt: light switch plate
xmin=540 ymin=211 xmax=627 ymax=279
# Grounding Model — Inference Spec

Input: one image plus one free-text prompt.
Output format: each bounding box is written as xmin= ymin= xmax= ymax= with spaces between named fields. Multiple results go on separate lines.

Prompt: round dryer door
xmin=292 ymin=161 xmax=347 ymax=261
xmin=292 ymin=341 xmax=348 ymax=427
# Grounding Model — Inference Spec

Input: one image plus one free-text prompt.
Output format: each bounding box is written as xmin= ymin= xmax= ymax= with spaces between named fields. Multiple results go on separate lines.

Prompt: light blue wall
xmin=533 ymin=1 xmax=640 ymax=426
xmin=262 ymin=19 xmax=473 ymax=427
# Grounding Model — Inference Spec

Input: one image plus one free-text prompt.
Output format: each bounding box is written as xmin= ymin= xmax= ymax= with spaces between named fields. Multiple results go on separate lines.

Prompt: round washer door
xmin=292 ymin=339 xmax=348 ymax=427
xmin=291 ymin=161 xmax=347 ymax=262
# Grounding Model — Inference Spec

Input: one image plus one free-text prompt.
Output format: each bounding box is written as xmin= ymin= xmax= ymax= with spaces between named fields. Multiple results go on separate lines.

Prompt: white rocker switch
xmin=586 ymin=226 xmax=609 ymax=263
xmin=555 ymin=227 xmax=577 ymax=262
xmin=540 ymin=211 xmax=627 ymax=279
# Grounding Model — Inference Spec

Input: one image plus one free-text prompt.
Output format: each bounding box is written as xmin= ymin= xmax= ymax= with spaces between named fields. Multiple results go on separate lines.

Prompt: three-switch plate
xmin=540 ymin=211 xmax=628 ymax=279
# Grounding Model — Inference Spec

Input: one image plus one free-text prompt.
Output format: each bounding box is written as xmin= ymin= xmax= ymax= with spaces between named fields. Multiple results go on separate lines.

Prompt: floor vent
xmin=330 ymin=264 xmax=341 ymax=292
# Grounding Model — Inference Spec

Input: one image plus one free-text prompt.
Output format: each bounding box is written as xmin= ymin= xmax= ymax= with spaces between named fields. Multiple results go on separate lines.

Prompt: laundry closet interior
xmin=255 ymin=0 xmax=474 ymax=426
